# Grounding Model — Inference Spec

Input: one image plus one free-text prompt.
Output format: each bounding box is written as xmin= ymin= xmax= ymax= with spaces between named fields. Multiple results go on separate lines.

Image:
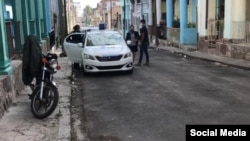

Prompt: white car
xmin=64 ymin=30 xmax=133 ymax=74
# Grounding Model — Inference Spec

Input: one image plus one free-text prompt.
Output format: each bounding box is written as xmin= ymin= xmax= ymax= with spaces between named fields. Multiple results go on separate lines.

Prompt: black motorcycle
xmin=29 ymin=53 xmax=61 ymax=119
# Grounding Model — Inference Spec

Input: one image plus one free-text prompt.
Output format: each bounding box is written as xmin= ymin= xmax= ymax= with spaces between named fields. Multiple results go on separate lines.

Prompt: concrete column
xmin=232 ymin=0 xmax=246 ymax=22
xmin=167 ymin=0 xmax=173 ymax=27
xmin=0 ymin=0 xmax=13 ymax=75
xmin=43 ymin=0 xmax=50 ymax=38
xmin=148 ymin=0 xmax=153 ymax=25
xmin=197 ymin=0 xmax=206 ymax=36
xmin=156 ymin=0 xmax=161 ymax=25
xmin=232 ymin=0 xmax=246 ymax=39
xmin=224 ymin=0 xmax=246 ymax=39
xmin=34 ymin=0 xmax=42 ymax=41
xmin=223 ymin=0 xmax=232 ymax=39
xmin=180 ymin=0 xmax=188 ymax=29
xmin=180 ymin=0 xmax=188 ymax=44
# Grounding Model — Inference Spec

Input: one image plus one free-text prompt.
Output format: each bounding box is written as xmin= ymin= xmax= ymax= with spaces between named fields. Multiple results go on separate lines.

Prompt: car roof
xmin=87 ymin=30 xmax=120 ymax=35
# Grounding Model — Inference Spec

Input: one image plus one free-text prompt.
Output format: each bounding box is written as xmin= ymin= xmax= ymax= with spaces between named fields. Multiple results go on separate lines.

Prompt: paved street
xmin=71 ymin=49 xmax=250 ymax=141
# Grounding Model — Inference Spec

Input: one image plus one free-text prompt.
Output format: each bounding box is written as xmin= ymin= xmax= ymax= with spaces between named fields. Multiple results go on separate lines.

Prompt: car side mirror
xmin=77 ymin=43 xmax=83 ymax=47
xmin=126 ymin=40 xmax=132 ymax=45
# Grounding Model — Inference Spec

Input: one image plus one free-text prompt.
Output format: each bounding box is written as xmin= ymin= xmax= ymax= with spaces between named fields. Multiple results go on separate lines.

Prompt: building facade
xmin=198 ymin=0 xmax=250 ymax=60
xmin=91 ymin=4 xmax=102 ymax=26
xmin=130 ymin=0 xmax=150 ymax=32
xmin=120 ymin=0 xmax=131 ymax=37
xmin=1 ymin=0 xmax=52 ymax=75
xmin=0 ymin=0 xmax=78 ymax=75
xmin=100 ymin=0 xmax=121 ymax=30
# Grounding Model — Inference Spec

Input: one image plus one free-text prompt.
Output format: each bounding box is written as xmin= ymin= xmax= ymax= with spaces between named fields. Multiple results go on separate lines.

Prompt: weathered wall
xmin=198 ymin=36 xmax=250 ymax=60
xmin=0 ymin=60 xmax=25 ymax=117
xmin=167 ymin=28 xmax=180 ymax=44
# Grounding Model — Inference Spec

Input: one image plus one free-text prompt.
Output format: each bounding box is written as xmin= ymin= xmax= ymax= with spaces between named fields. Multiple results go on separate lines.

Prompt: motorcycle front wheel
xmin=30 ymin=83 xmax=59 ymax=119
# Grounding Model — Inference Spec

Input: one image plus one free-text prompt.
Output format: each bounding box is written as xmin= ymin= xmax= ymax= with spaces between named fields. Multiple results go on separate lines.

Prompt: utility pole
xmin=58 ymin=0 xmax=68 ymax=56
xmin=64 ymin=0 xmax=68 ymax=35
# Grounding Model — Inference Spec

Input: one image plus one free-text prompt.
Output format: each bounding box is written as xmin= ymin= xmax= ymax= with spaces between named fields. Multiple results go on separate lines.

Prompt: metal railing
xmin=231 ymin=21 xmax=250 ymax=44
xmin=207 ymin=19 xmax=224 ymax=41
xmin=206 ymin=19 xmax=224 ymax=48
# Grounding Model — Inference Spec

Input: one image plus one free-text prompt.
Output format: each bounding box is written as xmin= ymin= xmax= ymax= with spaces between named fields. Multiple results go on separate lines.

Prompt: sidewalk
xmin=0 ymin=50 xmax=72 ymax=141
xmin=152 ymin=44 xmax=250 ymax=70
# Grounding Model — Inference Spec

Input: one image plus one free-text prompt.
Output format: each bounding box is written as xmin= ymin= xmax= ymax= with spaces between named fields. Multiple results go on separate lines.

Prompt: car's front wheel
xmin=73 ymin=63 xmax=80 ymax=69
xmin=127 ymin=69 xmax=133 ymax=74
xmin=82 ymin=68 xmax=90 ymax=76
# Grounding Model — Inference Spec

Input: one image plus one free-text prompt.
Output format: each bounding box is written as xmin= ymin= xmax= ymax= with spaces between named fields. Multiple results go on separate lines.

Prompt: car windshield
xmin=86 ymin=33 xmax=123 ymax=46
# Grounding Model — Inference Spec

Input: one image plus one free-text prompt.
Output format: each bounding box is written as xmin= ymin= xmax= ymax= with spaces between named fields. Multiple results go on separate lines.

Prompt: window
xmin=66 ymin=33 xmax=85 ymax=43
xmin=5 ymin=5 xmax=13 ymax=19
xmin=86 ymin=33 xmax=123 ymax=46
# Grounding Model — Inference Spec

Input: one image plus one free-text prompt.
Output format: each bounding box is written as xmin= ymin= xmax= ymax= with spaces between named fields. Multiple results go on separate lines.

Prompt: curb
xmin=56 ymin=56 xmax=72 ymax=141
xmin=174 ymin=51 xmax=250 ymax=71
xmin=150 ymin=45 xmax=250 ymax=71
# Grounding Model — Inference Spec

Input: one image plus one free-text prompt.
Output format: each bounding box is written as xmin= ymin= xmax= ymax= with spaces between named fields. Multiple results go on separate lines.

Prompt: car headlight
xmin=84 ymin=54 xmax=95 ymax=60
xmin=124 ymin=52 xmax=132 ymax=58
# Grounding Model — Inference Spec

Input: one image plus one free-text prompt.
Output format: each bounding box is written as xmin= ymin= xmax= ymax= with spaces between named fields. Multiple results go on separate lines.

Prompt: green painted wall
xmin=29 ymin=0 xmax=36 ymax=20
xmin=0 ymin=0 xmax=12 ymax=74
xmin=13 ymin=0 xmax=25 ymax=46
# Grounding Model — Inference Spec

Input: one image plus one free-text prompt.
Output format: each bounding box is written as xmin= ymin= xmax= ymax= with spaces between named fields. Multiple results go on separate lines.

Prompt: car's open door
xmin=63 ymin=33 xmax=85 ymax=63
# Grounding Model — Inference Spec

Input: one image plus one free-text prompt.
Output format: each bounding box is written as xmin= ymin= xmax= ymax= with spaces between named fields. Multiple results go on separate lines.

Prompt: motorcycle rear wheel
xmin=31 ymin=84 xmax=59 ymax=119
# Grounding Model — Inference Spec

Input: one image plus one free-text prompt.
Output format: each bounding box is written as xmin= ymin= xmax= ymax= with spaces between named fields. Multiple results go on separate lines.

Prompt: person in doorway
xmin=125 ymin=25 xmax=140 ymax=62
xmin=136 ymin=19 xmax=150 ymax=66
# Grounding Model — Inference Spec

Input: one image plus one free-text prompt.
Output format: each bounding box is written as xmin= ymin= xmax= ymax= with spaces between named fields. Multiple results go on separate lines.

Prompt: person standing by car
xmin=136 ymin=19 xmax=150 ymax=66
xmin=125 ymin=25 xmax=140 ymax=62
xmin=66 ymin=24 xmax=82 ymax=43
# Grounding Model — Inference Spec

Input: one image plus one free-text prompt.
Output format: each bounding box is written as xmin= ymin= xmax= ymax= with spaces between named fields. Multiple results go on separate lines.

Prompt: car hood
xmin=84 ymin=45 xmax=129 ymax=56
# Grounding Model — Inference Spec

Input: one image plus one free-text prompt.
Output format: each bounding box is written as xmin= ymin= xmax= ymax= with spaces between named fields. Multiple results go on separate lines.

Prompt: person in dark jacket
xmin=136 ymin=19 xmax=150 ymax=66
xmin=66 ymin=24 xmax=83 ymax=43
xmin=22 ymin=35 xmax=43 ymax=85
xmin=125 ymin=25 xmax=140 ymax=62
